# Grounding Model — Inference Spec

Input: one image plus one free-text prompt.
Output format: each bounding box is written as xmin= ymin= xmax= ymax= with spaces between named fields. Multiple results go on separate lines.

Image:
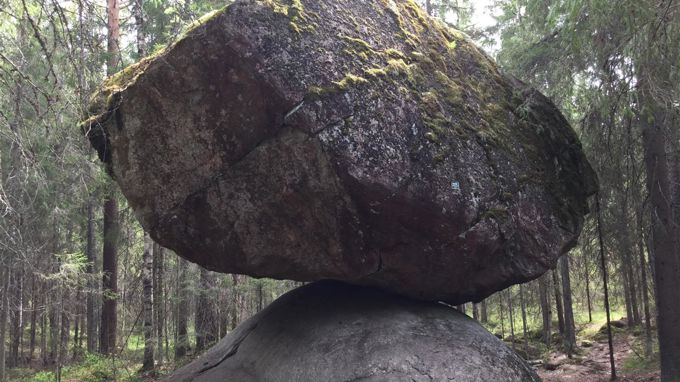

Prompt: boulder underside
xmin=84 ymin=0 xmax=597 ymax=303
xmin=165 ymin=281 xmax=541 ymax=382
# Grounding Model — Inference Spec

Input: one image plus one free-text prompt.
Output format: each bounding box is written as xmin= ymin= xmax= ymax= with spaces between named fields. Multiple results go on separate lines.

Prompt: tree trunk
xmin=153 ymin=243 xmax=164 ymax=364
xmin=99 ymin=194 xmax=118 ymax=354
xmin=538 ymin=273 xmax=551 ymax=347
xmin=480 ymin=300 xmax=488 ymax=323
xmin=230 ymin=274 xmax=242 ymax=330
xmin=622 ymin=230 xmax=641 ymax=326
xmin=519 ymin=284 xmax=528 ymax=353
xmin=106 ymin=0 xmax=120 ymax=74
xmin=638 ymin=233 xmax=654 ymax=357
xmin=85 ymin=200 xmax=97 ymax=353
xmin=175 ymin=258 xmax=189 ymax=359
xmin=0 ymin=266 xmax=10 ymax=381
xmin=626 ymin=259 xmax=641 ymax=326
xmin=596 ymin=194 xmax=617 ymax=380
xmin=507 ymin=289 xmax=515 ymax=351
xmin=560 ymin=255 xmax=576 ymax=356
xmin=457 ymin=304 xmax=466 ymax=315
xmin=10 ymin=268 xmax=24 ymax=368
xmin=39 ymin=312 xmax=46 ymax=366
xmin=73 ymin=287 xmax=81 ymax=360
xmin=81 ymin=0 xmax=98 ymax=347
xmin=551 ymin=269 xmax=565 ymax=337
xmin=256 ymin=282 xmax=263 ymax=313
xmin=58 ymin=286 xmax=69 ymax=380
xmin=498 ymin=294 xmax=505 ymax=339
xmin=141 ymin=233 xmax=154 ymax=371
xmin=618 ymin=190 xmax=641 ymax=326
xmin=584 ymin=254 xmax=593 ymax=323
xmin=195 ymin=268 xmax=217 ymax=353
xmin=49 ymin=300 xmax=58 ymax=365
xmin=28 ymin=276 xmax=37 ymax=362
xmin=641 ymin=89 xmax=680 ymax=380
xmin=99 ymin=0 xmax=120 ymax=356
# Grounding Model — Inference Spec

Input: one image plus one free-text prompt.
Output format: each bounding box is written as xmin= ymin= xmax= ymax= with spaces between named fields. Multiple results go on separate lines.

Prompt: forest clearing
xmin=1 ymin=0 xmax=678 ymax=381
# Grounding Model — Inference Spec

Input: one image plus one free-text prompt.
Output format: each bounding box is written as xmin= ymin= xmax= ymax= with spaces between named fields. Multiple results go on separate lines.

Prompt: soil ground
xmin=535 ymin=332 xmax=660 ymax=382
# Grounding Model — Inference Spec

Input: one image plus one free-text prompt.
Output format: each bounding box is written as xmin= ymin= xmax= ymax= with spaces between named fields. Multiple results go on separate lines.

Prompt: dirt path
xmin=536 ymin=334 xmax=659 ymax=382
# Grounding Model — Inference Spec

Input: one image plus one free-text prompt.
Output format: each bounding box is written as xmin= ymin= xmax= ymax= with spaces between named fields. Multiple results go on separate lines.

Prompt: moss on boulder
xmin=83 ymin=0 xmax=597 ymax=304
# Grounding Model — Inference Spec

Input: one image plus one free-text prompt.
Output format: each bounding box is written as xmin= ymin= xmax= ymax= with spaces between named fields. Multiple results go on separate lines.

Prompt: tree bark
xmin=584 ymin=253 xmax=593 ymax=323
xmin=175 ymin=257 xmax=189 ymax=359
xmin=538 ymin=273 xmax=552 ymax=347
xmin=641 ymin=89 xmax=680 ymax=381
xmin=638 ymin=232 xmax=653 ymax=358
xmin=507 ymin=289 xmax=515 ymax=351
xmin=49 ymin=300 xmax=58 ymax=364
xmin=141 ymin=233 xmax=154 ymax=371
xmin=85 ymin=200 xmax=97 ymax=353
xmin=596 ymin=194 xmax=617 ymax=380
xmin=480 ymin=300 xmax=488 ymax=323
xmin=519 ymin=284 xmax=528 ymax=353
xmin=195 ymin=268 xmax=217 ymax=353
xmin=560 ymin=255 xmax=576 ymax=356
xmin=99 ymin=0 xmax=120 ymax=355
xmin=0 ymin=266 xmax=10 ymax=381
xmin=40 ymin=312 xmax=46 ymax=365
xmin=230 ymin=275 xmax=240 ymax=330
xmin=153 ymin=243 xmax=164 ymax=364
xmin=28 ymin=276 xmax=37 ymax=361
xmin=58 ymin=286 xmax=69 ymax=380
xmin=9 ymin=268 xmax=23 ymax=368
xmin=99 ymin=195 xmax=118 ymax=354
xmin=498 ymin=294 xmax=505 ymax=339
xmin=73 ymin=287 xmax=80 ymax=360
xmin=618 ymin=185 xmax=641 ymax=326
xmin=551 ymin=269 xmax=565 ymax=337
xmin=256 ymin=282 xmax=263 ymax=313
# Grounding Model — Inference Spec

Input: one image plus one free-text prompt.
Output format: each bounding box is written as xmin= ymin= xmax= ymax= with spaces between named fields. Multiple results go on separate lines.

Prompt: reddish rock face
xmin=84 ymin=0 xmax=597 ymax=304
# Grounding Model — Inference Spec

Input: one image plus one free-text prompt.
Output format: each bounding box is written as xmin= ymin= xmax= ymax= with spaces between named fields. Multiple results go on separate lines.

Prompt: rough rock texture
xmin=165 ymin=281 xmax=541 ymax=382
xmin=84 ymin=0 xmax=597 ymax=303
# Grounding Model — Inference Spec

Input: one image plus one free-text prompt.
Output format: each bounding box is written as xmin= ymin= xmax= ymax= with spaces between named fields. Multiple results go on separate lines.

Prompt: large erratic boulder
xmin=165 ymin=281 xmax=540 ymax=382
xmin=84 ymin=0 xmax=597 ymax=304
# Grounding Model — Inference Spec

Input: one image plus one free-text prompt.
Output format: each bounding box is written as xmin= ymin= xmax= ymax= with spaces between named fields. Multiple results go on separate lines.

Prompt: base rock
xmin=165 ymin=281 xmax=540 ymax=382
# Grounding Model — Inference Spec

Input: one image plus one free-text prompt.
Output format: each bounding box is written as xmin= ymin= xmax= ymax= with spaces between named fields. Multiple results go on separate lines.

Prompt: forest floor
xmin=535 ymin=330 xmax=660 ymax=382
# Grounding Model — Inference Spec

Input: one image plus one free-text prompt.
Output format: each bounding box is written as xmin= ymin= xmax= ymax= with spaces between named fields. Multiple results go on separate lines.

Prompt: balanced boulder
xmin=84 ymin=0 xmax=597 ymax=304
xmin=165 ymin=281 xmax=541 ymax=382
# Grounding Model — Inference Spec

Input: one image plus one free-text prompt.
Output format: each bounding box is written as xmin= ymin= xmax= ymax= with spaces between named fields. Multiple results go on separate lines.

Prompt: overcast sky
xmin=469 ymin=0 xmax=502 ymax=55
xmin=471 ymin=0 xmax=497 ymax=29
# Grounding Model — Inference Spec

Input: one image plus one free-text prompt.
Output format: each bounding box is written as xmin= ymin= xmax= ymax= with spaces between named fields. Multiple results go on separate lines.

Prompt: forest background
xmin=0 ymin=0 xmax=678 ymax=381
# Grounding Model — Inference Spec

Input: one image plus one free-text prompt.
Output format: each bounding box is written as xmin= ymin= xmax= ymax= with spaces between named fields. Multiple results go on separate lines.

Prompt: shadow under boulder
xmin=165 ymin=281 xmax=539 ymax=382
